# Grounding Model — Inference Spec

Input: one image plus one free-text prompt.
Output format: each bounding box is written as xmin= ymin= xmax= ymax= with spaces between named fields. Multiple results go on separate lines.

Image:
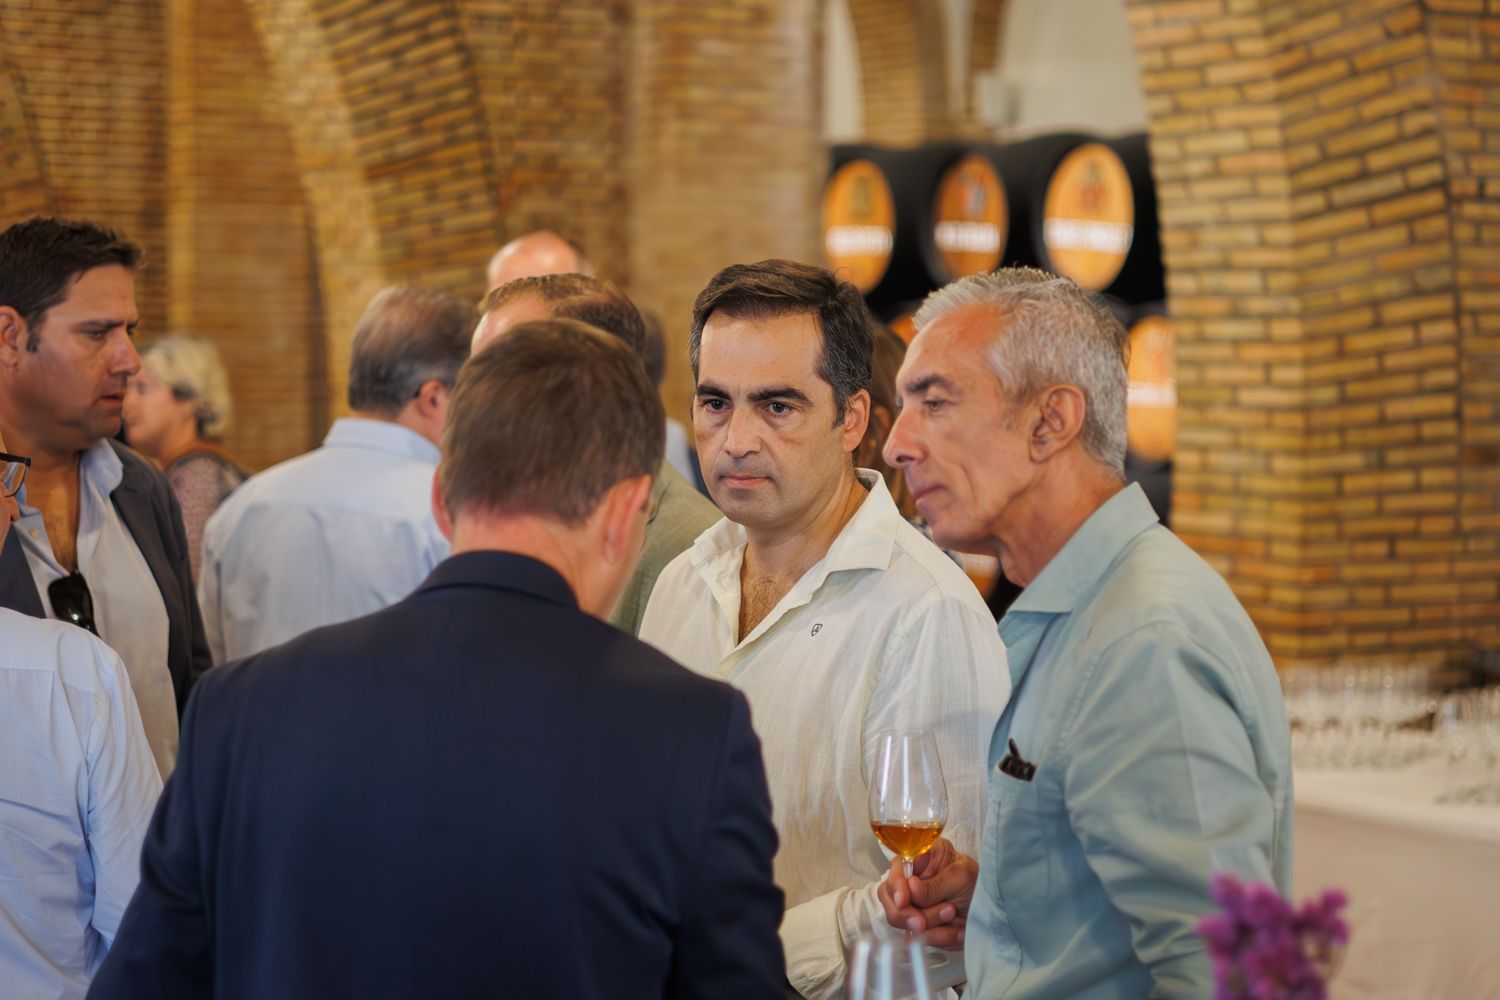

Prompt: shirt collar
xmin=323 ymin=417 xmax=440 ymax=465
xmin=689 ymin=468 xmax=901 ymax=585
xmin=17 ymin=439 xmax=122 ymax=514
xmin=1006 ymin=482 xmax=1158 ymax=616
xmin=414 ymin=551 xmax=578 ymax=609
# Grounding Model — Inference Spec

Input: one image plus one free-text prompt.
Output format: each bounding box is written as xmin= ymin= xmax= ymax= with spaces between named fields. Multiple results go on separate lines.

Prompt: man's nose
xmin=884 ymin=407 xmax=918 ymax=467
xmin=113 ymin=330 xmax=142 ymax=377
xmin=723 ymin=406 xmax=760 ymax=457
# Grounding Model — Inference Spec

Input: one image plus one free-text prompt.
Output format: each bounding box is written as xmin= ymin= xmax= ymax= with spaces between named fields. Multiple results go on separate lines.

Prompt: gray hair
xmin=348 ymin=285 xmax=472 ymax=416
xmin=914 ymin=267 xmax=1128 ymax=475
xmin=142 ymin=335 xmax=235 ymax=439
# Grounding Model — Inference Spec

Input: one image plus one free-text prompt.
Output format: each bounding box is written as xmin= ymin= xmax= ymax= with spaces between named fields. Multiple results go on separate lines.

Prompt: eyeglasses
xmin=48 ymin=572 xmax=99 ymax=636
xmin=1 ymin=450 xmax=30 ymax=499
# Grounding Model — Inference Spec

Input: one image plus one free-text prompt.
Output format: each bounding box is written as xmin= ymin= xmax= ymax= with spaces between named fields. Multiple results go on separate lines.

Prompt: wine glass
xmin=847 ymin=934 xmax=935 ymax=1000
xmin=868 ymin=731 xmax=948 ymax=878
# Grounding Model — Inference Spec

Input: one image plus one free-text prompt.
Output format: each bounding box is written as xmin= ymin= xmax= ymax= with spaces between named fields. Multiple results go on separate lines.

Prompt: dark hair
xmin=480 ymin=273 xmax=647 ymax=358
xmin=690 ymin=259 xmax=873 ymax=420
xmin=0 ymin=217 xmax=142 ymax=349
xmin=440 ymin=318 xmax=664 ymax=524
xmin=347 ymin=285 xmax=473 ymax=416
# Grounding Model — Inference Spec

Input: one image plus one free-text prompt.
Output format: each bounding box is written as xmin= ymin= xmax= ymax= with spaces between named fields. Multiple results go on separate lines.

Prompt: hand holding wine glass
xmin=869 ymin=731 xmax=948 ymax=878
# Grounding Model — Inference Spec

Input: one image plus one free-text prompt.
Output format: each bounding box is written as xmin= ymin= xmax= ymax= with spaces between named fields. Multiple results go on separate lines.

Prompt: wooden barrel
xmin=823 ymin=143 xmax=969 ymax=310
xmin=927 ymin=154 xmax=1007 ymax=282
xmin=1039 ymin=133 xmax=1164 ymax=304
xmin=1124 ymin=305 xmax=1175 ymax=464
xmin=954 ymin=133 xmax=1093 ymax=275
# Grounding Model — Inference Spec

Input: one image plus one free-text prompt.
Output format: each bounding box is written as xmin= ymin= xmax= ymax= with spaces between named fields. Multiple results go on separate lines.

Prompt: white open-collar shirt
xmin=640 ymin=471 xmax=1011 ymax=999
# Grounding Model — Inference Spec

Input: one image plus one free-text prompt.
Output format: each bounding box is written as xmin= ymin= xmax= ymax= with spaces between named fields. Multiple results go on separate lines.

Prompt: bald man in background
xmin=485 ymin=230 xmax=592 ymax=292
xmin=473 ymin=274 xmax=719 ymax=635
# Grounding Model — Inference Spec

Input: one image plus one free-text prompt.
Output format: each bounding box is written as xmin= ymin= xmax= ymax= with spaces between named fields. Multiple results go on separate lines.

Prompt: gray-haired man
xmin=199 ymin=285 xmax=470 ymax=662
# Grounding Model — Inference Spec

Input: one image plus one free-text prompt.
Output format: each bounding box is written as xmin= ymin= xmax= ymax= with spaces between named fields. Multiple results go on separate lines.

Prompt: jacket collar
xmin=414 ymin=551 xmax=579 ymax=610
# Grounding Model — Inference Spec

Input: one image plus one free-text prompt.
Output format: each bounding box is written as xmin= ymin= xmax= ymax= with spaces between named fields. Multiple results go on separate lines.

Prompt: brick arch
xmin=242 ymin=0 xmax=506 ymax=414
xmin=0 ymin=54 xmax=51 ymax=221
xmin=841 ymin=0 xmax=952 ymax=144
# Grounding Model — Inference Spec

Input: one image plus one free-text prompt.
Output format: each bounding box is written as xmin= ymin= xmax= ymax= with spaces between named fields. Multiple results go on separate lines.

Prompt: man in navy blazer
xmin=90 ymin=318 xmax=787 ymax=999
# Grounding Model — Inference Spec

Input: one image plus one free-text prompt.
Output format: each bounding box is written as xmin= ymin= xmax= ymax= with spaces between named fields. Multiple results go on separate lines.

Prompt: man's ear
xmin=841 ymin=388 xmax=872 ymax=453
xmin=0 ymin=307 xmax=28 ymax=368
xmin=1027 ymin=385 xmax=1088 ymax=461
xmin=430 ymin=468 xmax=454 ymax=542
xmin=601 ymin=473 xmax=653 ymax=565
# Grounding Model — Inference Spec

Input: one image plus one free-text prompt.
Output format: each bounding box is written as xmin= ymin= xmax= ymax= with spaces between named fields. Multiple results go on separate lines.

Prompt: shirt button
xmin=28 ymin=529 xmax=38 ymax=539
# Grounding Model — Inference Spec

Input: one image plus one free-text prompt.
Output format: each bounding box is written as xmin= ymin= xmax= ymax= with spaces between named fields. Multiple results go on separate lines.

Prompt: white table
xmin=1293 ymin=757 xmax=1500 ymax=999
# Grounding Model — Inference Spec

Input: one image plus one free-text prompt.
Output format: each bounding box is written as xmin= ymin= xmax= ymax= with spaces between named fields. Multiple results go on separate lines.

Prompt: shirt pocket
xmin=988 ymin=768 xmax=1056 ymax=916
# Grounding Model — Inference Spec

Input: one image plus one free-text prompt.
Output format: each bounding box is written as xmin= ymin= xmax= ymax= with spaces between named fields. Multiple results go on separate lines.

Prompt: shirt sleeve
xmin=83 ymin=638 xmax=164 ymax=947
xmin=87 ymin=675 xmax=216 ymax=996
xmin=1062 ymin=623 xmax=1280 ymax=1000
xmin=198 ymin=513 xmax=227 ymax=665
xmin=783 ymin=593 xmax=1010 ymax=999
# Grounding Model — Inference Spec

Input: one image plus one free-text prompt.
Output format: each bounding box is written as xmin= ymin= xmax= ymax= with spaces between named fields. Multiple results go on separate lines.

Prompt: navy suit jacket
xmin=0 ymin=440 xmax=211 ymax=713
xmin=89 ymin=551 xmax=787 ymax=999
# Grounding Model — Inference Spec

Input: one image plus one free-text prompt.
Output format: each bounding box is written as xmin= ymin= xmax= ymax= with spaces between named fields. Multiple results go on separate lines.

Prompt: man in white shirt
xmin=639 ymin=259 xmax=1010 ymax=999
xmin=199 ymin=284 xmax=469 ymax=662
xmin=0 ymin=217 xmax=208 ymax=778
xmin=0 ymin=429 xmax=162 ymax=999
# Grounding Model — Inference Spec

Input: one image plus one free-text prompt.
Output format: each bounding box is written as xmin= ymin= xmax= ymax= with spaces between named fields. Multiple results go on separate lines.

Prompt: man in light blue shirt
xmin=199 ymin=285 xmax=469 ymax=662
xmin=877 ymin=268 xmax=1292 ymax=999
xmin=0 ymin=435 xmax=162 ymax=999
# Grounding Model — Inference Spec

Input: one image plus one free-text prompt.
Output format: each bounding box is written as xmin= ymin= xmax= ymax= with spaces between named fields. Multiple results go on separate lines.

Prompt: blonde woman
xmin=123 ymin=336 xmax=247 ymax=579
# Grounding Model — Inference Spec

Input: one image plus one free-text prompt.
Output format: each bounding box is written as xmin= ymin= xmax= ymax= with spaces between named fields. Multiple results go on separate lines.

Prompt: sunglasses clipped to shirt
xmin=49 ymin=572 xmax=100 ymax=637
xmin=1 ymin=449 xmax=30 ymax=499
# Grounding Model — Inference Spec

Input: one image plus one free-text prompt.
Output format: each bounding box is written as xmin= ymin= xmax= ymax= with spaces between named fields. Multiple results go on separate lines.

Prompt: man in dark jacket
xmin=0 ymin=217 xmax=210 ymax=777
xmin=89 ymin=318 xmax=787 ymax=999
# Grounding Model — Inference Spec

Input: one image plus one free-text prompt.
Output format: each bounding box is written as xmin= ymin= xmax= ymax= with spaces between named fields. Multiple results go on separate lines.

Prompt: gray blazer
xmin=0 ymin=440 xmax=212 ymax=714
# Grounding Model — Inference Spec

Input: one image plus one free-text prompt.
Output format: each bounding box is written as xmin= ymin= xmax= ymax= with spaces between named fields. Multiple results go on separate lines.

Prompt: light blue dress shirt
xmin=965 ymin=484 xmax=1292 ymax=1000
xmin=198 ymin=418 xmax=449 ymax=663
xmin=16 ymin=439 xmax=177 ymax=777
xmin=0 ymin=607 xmax=162 ymax=999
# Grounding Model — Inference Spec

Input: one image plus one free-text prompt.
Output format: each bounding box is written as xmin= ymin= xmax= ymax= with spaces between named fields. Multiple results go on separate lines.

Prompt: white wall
xmin=822 ymin=0 xmax=1148 ymax=142
xmin=988 ymin=0 xmax=1148 ymax=134
xmin=823 ymin=0 xmax=863 ymax=143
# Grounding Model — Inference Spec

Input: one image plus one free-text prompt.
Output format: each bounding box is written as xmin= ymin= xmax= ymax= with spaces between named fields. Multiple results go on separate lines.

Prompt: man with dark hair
xmin=473 ymin=273 xmax=719 ymax=635
xmin=199 ymin=284 xmax=470 ymax=661
xmin=91 ymin=319 xmax=787 ymax=1000
xmin=0 ymin=216 xmax=210 ymax=778
xmin=638 ymin=260 xmax=1009 ymax=999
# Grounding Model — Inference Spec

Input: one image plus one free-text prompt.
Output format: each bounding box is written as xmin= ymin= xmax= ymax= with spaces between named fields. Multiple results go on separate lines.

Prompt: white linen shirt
xmin=16 ymin=439 xmax=177 ymax=777
xmin=198 ymin=417 xmax=449 ymax=663
xmin=640 ymin=471 xmax=1010 ymax=999
xmin=0 ymin=607 xmax=162 ymax=999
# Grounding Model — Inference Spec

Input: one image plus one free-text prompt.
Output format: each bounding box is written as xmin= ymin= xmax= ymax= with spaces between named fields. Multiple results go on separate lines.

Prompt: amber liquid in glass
xmin=870 ymin=820 xmax=944 ymax=861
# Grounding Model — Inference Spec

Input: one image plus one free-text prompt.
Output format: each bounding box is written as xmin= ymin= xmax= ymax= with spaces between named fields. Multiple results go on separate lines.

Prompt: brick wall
xmin=168 ymin=0 xmax=324 ymax=470
xmin=843 ymin=0 xmax=953 ymax=144
xmin=1127 ymin=0 xmax=1499 ymax=666
xmin=0 ymin=0 xmax=169 ymax=336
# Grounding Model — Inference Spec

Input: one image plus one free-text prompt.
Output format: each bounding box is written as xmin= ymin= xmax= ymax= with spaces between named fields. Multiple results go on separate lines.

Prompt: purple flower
xmin=1197 ymin=873 xmax=1349 ymax=1000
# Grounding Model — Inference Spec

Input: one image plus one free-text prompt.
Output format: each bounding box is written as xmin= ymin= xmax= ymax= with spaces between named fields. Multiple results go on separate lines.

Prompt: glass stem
xmin=903 ymin=859 xmax=913 ymax=878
